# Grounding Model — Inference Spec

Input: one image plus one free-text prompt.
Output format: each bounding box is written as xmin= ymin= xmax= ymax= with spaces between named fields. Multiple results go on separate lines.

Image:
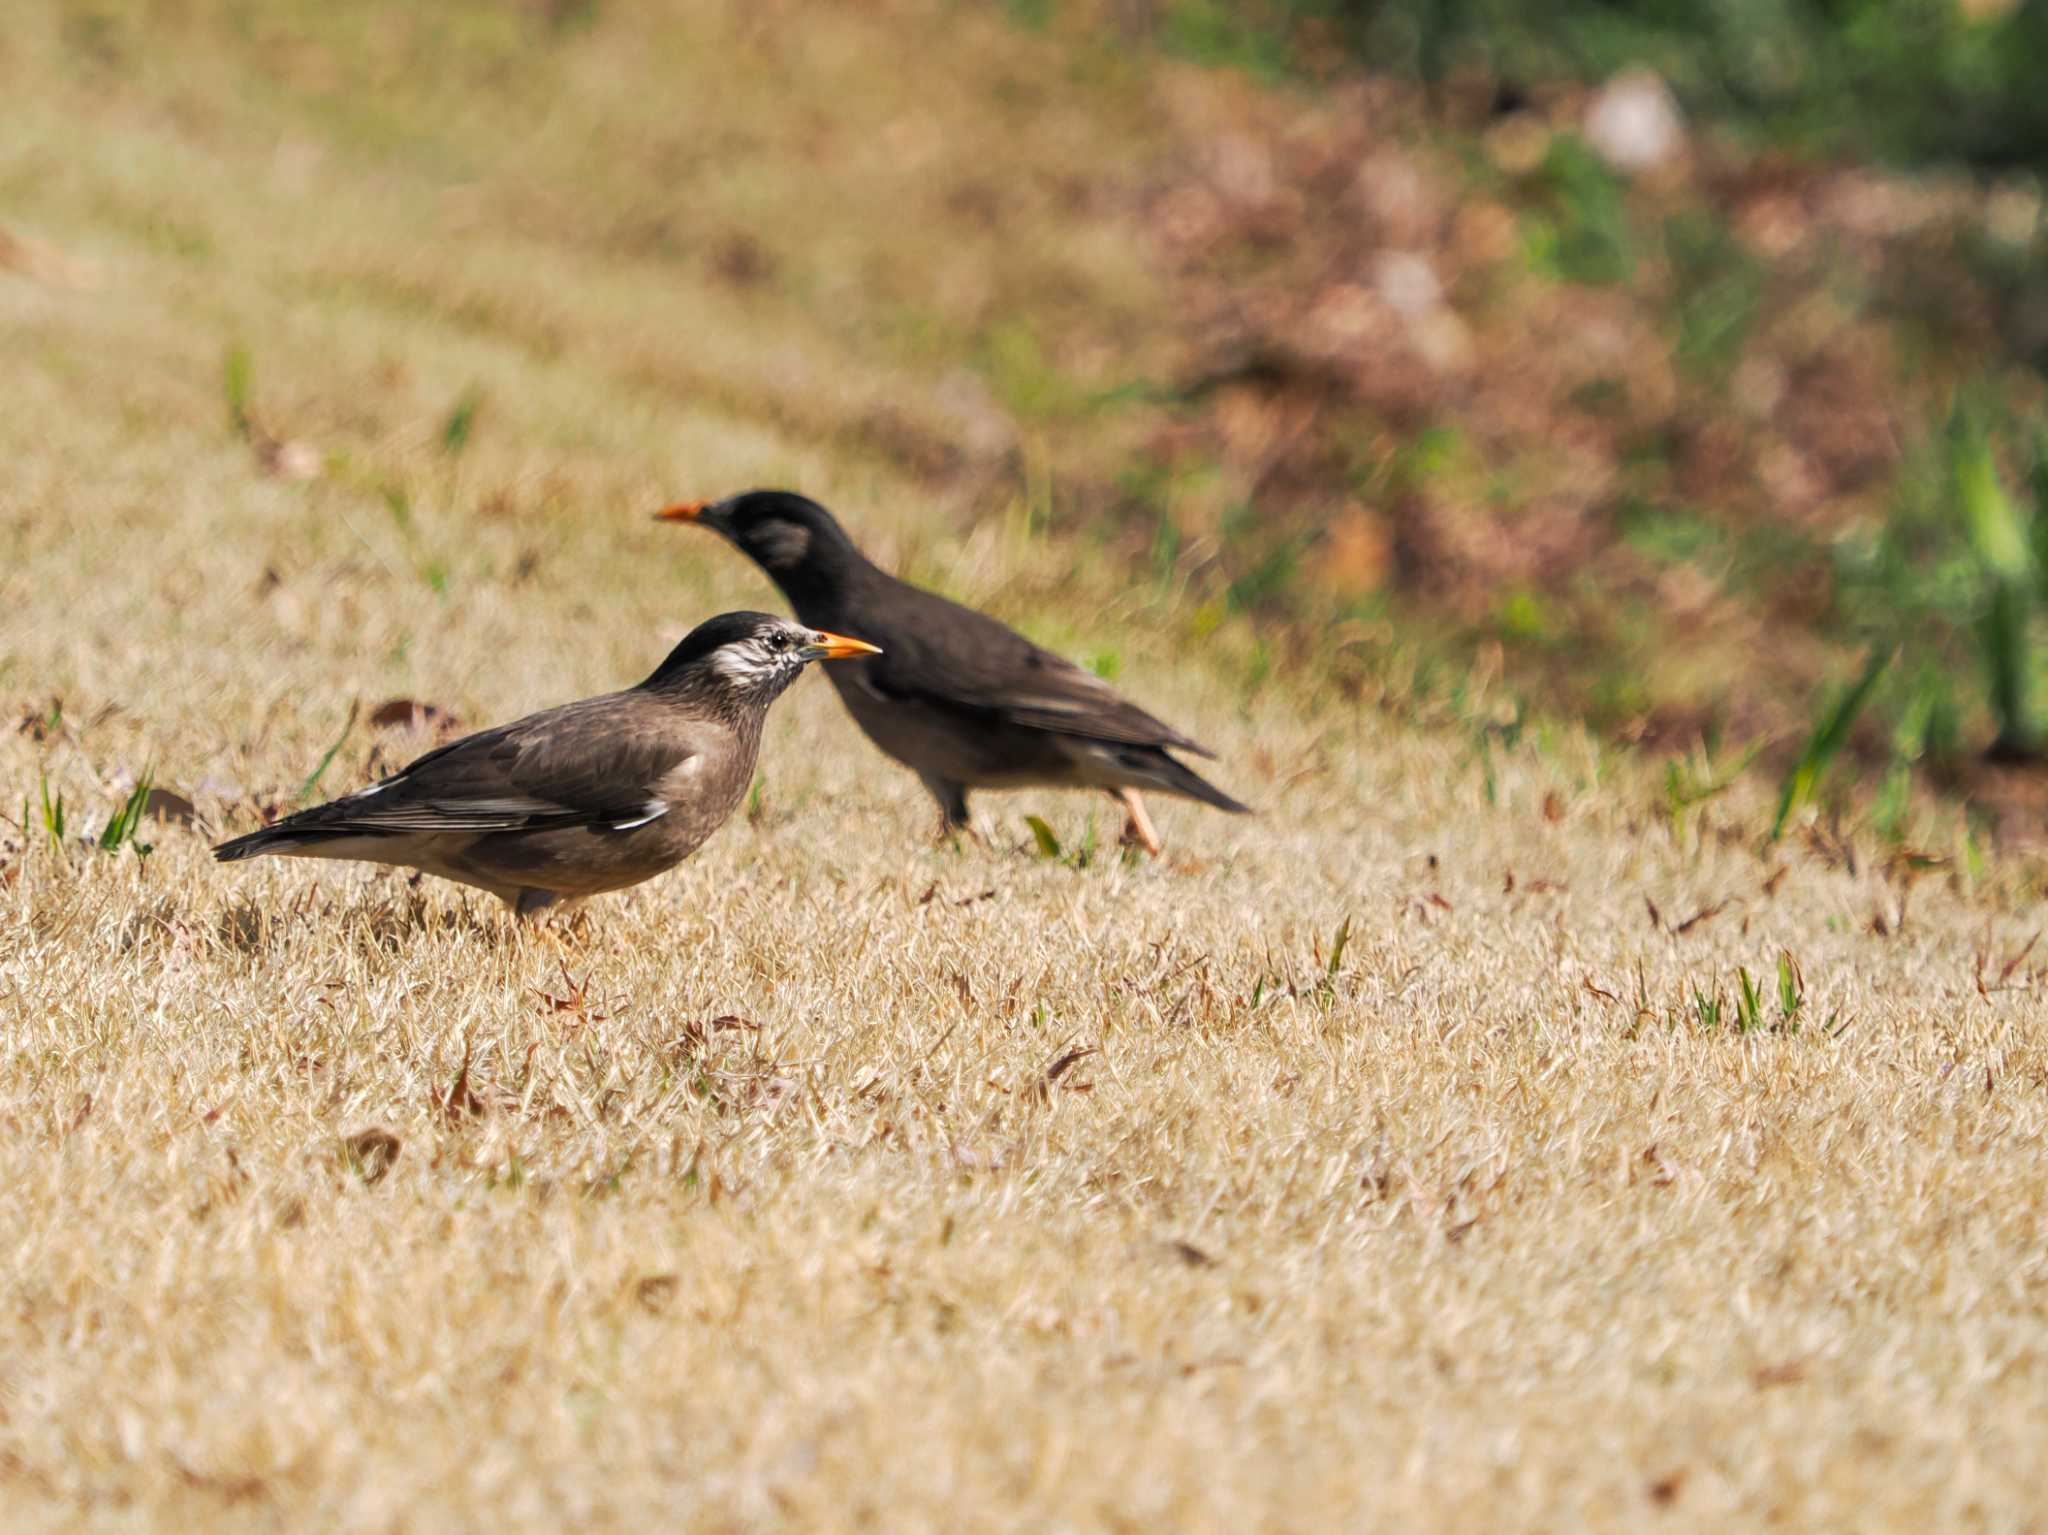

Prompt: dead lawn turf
xmin=4 ymin=2 xmax=2048 ymax=1529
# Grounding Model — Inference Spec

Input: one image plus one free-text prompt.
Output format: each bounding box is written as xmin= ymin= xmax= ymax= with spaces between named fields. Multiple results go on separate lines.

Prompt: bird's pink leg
xmin=1114 ymin=788 xmax=1162 ymax=857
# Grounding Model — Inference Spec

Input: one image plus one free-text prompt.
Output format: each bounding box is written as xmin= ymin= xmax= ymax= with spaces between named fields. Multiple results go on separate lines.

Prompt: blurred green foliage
xmin=1664 ymin=212 xmax=1764 ymax=378
xmin=1832 ymin=397 xmax=2048 ymax=776
xmin=1155 ymin=0 xmax=2048 ymax=166
xmin=1522 ymin=134 xmax=1634 ymax=286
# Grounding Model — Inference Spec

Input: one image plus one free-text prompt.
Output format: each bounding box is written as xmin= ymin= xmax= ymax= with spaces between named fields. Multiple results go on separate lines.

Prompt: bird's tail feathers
xmin=212 ymin=823 xmax=372 ymax=862
xmin=1142 ymin=751 xmax=1252 ymax=814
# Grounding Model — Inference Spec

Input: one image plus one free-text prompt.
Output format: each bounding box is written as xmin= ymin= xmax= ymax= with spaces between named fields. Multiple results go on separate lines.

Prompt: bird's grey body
xmin=662 ymin=493 xmax=1247 ymax=849
xmin=214 ymin=612 xmax=879 ymax=914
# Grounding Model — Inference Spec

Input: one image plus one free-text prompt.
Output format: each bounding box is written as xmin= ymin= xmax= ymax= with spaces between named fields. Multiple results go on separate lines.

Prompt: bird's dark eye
xmin=768 ymin=631 xmax=793 ymax=653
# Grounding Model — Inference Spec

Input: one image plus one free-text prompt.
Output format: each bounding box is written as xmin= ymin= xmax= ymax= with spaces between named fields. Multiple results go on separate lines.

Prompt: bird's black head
xmin=655 ymin=490 xmax=868 ymax=611
xmin=641 ymin=610 xmax=880 ymax=710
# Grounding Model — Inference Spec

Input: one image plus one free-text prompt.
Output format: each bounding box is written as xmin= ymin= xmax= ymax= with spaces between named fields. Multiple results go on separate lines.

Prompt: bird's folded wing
xmin=870 ymin=631 xmax=1215 ymax=757
xmin=291 ymin=704 xmax=692 ymax=836
xmin=987 ymin=688 xmax=1216 ymax=757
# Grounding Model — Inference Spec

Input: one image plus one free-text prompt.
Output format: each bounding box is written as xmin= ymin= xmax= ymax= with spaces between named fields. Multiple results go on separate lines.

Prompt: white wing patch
xmin=609 ymin=800 xmax=668 ymax=831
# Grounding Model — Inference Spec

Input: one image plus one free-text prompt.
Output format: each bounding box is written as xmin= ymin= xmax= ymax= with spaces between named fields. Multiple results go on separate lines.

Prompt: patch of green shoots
xmin=1023 ymin=811 xmax=1098 ymax=868
xmin=98 ymin=776 xmax=154 ymax=856
xmin=1663 ymin=739 xmax=1762 ymax=843
xmin=1692 ymin=984 xmax=1722 ymax=1031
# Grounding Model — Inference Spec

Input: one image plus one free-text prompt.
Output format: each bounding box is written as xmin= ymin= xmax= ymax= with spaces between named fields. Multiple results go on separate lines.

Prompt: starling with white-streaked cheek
xmin=214 ymin=611 xmax=880 ymax=917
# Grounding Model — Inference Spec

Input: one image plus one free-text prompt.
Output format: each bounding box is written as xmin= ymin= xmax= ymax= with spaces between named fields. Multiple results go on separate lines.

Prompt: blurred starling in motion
xmin=214 ymin=612 xmax=880 ymax=917
xmin=657 ymin=491 xmax=1248 ymax=854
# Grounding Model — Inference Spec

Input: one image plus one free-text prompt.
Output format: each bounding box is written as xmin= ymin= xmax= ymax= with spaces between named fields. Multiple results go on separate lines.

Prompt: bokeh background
xmin=8 ymin=0 xmax=2048 ymax=835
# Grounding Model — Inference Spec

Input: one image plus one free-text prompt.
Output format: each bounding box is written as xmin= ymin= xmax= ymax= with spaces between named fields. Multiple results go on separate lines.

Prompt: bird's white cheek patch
xmin=711 ymin=644 xmax=779 ymax=687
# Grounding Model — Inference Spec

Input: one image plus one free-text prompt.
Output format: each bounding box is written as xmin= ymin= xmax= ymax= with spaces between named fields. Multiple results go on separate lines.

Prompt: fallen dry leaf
xmin=437 ymin=1044 xmax=486 ymax=1122
xmin=1751 ymin=1360 xmax=1808 ymax=1389
xmin=144 ymin=788 xmax=197 ymax=826
xmin=343 ymin=1128 xmax=402 ymax=1185
xmin=370 ymin=699 xmax=463 ymax=734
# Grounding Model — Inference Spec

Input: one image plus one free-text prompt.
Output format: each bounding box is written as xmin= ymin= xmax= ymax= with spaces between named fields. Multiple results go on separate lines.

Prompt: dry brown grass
xmin=5 ymin=2 xmax=2048 ymax=1529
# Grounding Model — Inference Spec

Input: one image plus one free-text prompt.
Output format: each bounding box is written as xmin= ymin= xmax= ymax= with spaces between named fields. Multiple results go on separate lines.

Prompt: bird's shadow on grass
xmin=114 ymin=897 xmax=183 ymax=954
xmin=214 ymin=880 xmax=513 ymax=956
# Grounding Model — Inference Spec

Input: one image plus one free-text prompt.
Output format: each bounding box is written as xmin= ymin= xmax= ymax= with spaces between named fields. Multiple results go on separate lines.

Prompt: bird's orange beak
xmin=654 ymin=500 xmax=706 ymax=523
xmin=804 ymin=630 xmax=883 ymax=661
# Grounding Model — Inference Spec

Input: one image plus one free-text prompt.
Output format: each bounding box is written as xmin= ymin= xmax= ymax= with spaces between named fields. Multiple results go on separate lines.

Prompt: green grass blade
xmin=1771 ymin=646 xmax=1894 ymax=842
xmin=1074 ymin=811 xmax=1097 ymax=868
xmin=224 ymin=343 xmax=253 ymax=440
xmin=1023 ymin=815 xmax=1061 ymax=859
xmin=1953 ymin=407 xmax=2031 ymax=582
xmin=299 ymin=701 xmax=361 ymax=803
xmin=98 ymin=789 xmax=124 ymax=851
xmin=39 ymin=774 xmax=64 ymax=846
xmin=2029 ymin=428 xmax=2048 ymax=600
xmin=442 ymin=388 xmax=483 ymax=455
xmin=1980 ymin=578 xmax=2036 ymax=755
xmin=1953 ymin=410 xmax=2040 ymax=755
xmin=1776 ymin=951 xmax=1802 ymax=1024
xmin=1326 ymin=915 xmax=1351 ymax=978
xmin=1736 ymin=968 xmax=1762 ymax=1032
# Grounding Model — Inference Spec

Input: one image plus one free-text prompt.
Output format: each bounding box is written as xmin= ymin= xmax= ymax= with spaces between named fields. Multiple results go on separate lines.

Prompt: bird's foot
xmin=513 ymin=890 xmax=591 ymax=951
xmin=1114 ymin=788 xmax=1163 ymax=858
xmin=935 ymin=813 xmax=998 ymax=850
xmin=514 ymin=887 xmax=561 ymax=922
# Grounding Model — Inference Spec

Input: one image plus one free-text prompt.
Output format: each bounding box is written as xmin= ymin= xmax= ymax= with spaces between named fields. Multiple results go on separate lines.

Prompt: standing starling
xmin=213 ymin=611 xmax=880 ymax=916
xmin=656 ymin=491 xmax=1247 ymax=854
